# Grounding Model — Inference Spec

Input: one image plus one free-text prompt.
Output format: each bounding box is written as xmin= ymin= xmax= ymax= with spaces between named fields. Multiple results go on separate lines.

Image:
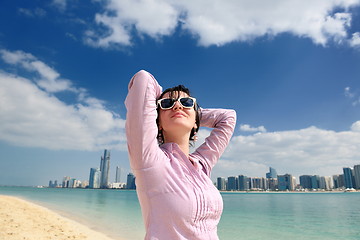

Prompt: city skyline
xmin=1 ymin=1 xmax=360 ymax=186
xmin=45 ymin=155 xmax=360 ymax=191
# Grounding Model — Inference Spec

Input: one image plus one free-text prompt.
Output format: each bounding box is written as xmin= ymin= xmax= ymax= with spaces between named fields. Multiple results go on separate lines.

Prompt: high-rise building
xmin=100 ymin=149 xmax=111 ymax=189
xmin=227 ymin=176 xmax=237 ymax=191
xmin=311 ymin=175 xmax=320 ymax=189
xmin=266 ymin=178 xmax=278 ymax=190
xmin=299 ymin=175 xmax=312 ymax=189
xmin=62 ymin=176 xmax=71 ymax=188
xmin=278 ymin=174 xmax=294 ymax=191
xmin=238 ymin=175 xmax=249 ymax=191
xmin=251 ymin=177 xmax=265 ymax=190
xmin=323 ymin=176 xmax=333 ymax=190
xmin=89 ymin=168 xmax=101 ymax=189
xmin=266 ymin=167 xmax=278 ymax=179
xmin=343 ymin=167 xmax=355 ymax=189
xmin=68 ymin=178 xmax=77 ymax=188
xmin=115 ymin=166 xmax=121 ymax=183
xmin=126 ymin=173 xmax=136 ymax=189
xmin=333 ymin=174 xmax=342 ymax=189
xmin=353 ymin=165 xmax=360 ymax=189
xmin=319 ymin=176 xmax=326 ymax=189
xmin=217 ymin=177 xmax=226 ymax=191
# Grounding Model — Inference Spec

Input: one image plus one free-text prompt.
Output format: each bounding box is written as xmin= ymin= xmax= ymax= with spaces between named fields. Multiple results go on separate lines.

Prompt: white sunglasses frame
xmin=157 ymin=97 xmax=196 ymax=110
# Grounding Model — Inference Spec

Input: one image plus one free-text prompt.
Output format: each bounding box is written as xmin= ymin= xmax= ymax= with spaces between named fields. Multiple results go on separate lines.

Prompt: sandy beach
xmin=0 ymin=195 xmax=121 ymax=240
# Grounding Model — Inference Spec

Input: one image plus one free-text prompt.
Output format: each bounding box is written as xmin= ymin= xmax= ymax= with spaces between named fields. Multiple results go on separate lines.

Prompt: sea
xmin=0 ymin=186 xmax=359 ymax=240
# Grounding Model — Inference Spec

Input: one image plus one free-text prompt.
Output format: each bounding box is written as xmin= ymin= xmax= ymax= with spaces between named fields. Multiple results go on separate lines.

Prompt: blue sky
xmin=1 ymin=0 xmax=360 ymax=186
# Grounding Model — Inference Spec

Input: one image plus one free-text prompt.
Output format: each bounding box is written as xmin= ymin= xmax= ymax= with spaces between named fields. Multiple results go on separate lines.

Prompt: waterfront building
xmin=311 ymin=175 xmax=320 ymax=189
xmin=81 ymin=180 xmax=89 ymax=188
xmin=100 ymin=149 xmax=111 ymax=189
xmin=354 ymin=165 xmax=360 ymax=189
xmin=126 ymin=173 xmax=136 ymax=189
xmin=324 ymin=176 xmax=333 ymax=190
xmin=68 ymin=178 xmax=77 ymax=188
xmin=109 ymin=182 xmax=126 ymax=189
xmin=247 ymin=177 xmax=253 ymax=189
xmin=227 ymin=176 xmax=238 ymax=191
xmin=89 ymin=168 xmax=101 ymax=189
xmin=277 ymin=174 xmax=294 ymax=191
xmin=217 ymin=177 xmax=226 ymax=191
xmin=319 ymin=176 xmax=326 ymax=189
xmin=115 ymin=166 xmax=121 ymax=183
xmin=299 ymin=175 xmax=312 ymax=189
xmin=62 ymin=176 xmax=71 ymax=188
xmin=266 ymin=178 xmax=278 ymax=190
xmin=333 ymin=174 xmax=345 ymax=189
xmin=266 ymin=167 xmax=278 ymax=179
xmin=251 ymin=177 xmax=265 ymax=190
xmin=333 ymin=174 xmax=340 ymax=189
xmin=343 ymin=167 xmax=355 ymax=189
xmin=238 ymin=175 xmax=249 ymax=191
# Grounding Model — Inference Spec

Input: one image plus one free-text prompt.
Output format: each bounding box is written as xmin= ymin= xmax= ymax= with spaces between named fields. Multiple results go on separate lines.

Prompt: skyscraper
xmin=299 ymin=175 xmax=312 ymax=189
xmin=278 ymin=174 xmax=294 ymax=191
xmin=89 ymin=168 xmax=101 ymax=189
xmin=217 ymin=177 xmax=226 ymax=191
xmin=100 ymin=149 xmax=111 ymax=189
xmin=115 ymin=166 xmax=121 ymax=183
xmin=126 ymin=173 xmax=136 ymax=189
xmin=353 ymin=165 xmax=360 ymax=189
xmin=238 ymin=175 xmax=249 ymax=191
xmin=343 ymin=167 xmax=355 ymax=189
xmin=227 ymin=176 xmax=237 ymax=191
xmin=266 ymin=167 xmax=278 ymax=179
xmin=311 ymin=175 xmax=320 ymax=189
xmin=62 ymin=176 xmax=70 ymax=188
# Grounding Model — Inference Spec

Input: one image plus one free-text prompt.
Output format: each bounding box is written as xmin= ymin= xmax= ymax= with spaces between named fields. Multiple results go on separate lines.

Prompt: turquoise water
xmin=1 ymin=187 xmax=359 ymax=240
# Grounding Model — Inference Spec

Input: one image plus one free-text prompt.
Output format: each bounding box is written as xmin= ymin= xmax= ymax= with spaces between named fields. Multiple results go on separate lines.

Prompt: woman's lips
xmin=171 ymin=112 xmax=186 ymax=118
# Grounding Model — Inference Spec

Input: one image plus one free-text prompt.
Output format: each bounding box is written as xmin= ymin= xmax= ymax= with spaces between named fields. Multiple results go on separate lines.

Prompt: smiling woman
xmin=125 ymin=70 xmax=236 ymax=239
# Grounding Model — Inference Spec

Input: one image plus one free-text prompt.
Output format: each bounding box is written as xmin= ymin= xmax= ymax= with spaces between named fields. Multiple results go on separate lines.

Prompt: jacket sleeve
xmin=125 ymin=70 xmax=164 ymax=170
xmin=193 ymin=108 xmax=236 ymax=176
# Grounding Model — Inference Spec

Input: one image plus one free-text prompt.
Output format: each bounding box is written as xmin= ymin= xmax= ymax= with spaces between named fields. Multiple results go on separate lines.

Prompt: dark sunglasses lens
xmin=180 ymin=98 xmax=194 ymax=107
xmin=160 ymin=99 xmax=175 ymax=109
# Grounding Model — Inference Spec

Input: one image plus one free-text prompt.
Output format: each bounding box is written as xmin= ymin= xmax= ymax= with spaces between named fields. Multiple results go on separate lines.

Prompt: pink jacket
xmin=125 ymin=70 xmax=236 ymax=240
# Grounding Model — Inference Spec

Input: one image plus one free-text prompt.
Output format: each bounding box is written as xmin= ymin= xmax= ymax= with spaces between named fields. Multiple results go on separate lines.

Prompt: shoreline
xmin=219 ymin=189 xmax=359 ymax=193
xmin=0 ymin=195 xmax=126 ymax=240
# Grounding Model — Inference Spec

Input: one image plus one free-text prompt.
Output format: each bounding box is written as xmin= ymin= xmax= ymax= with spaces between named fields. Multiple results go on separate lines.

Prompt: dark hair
xmin=156 ymin=85 xmax=201 ymax=146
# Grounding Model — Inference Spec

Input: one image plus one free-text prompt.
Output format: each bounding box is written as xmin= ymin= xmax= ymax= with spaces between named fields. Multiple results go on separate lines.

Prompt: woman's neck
xmin=163 ymin=132 xmax=190 ymax=156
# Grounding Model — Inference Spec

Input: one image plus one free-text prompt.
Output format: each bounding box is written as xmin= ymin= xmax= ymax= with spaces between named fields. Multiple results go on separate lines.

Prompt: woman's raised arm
xmin=125 ymin=70 xmax=163 ymax=170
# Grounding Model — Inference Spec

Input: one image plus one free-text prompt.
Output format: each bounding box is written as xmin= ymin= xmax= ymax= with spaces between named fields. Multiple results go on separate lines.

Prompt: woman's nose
xmin=172 ymin=100 xmax=183 ymax=110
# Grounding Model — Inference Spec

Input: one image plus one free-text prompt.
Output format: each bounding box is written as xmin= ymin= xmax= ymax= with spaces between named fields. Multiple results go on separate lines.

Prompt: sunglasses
xmin=157 ymin=97 xmax=196 ymax=110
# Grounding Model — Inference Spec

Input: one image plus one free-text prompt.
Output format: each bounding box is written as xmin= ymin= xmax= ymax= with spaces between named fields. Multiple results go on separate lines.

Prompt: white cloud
xmin=0 ymin=49 xmax=126 ymax=151
xmin=18 ymin=8 xmax=46 ymax=18
xmin=239 ymin=124 xmax=266 ymax=133
xmin=85 ymin=0 xmax=178 ymax=48
xmin=52 ymin=0 xmax=67 ymax=11
xmin=351 ymin=121 xmax=360 ymax=131
xmin=349 ymin=32 xmax=360 ymax=47
xmin=0 ymin=49 xmax=74 ymax=93
xmin=85 ymin=0 xmax=360 ymax=48
xmin=344 ymin=86 xmax=360 ymax=106
xmin=209 ymin=125 xmax=360 ymax=180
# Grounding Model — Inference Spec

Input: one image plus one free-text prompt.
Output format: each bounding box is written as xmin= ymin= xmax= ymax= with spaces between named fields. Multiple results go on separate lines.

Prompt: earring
xmin=157 ymin=130 xmax=164 ymax=144
xmin=193 ymin=132 xmax=198 ymax=142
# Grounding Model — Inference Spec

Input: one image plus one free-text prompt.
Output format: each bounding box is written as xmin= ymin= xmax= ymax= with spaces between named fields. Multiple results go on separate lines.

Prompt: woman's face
xmin=158 ymin=91 xmax=197 ymax=140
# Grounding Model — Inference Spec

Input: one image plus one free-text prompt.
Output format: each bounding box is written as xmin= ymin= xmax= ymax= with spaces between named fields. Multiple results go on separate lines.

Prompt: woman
xmin=125 ymin=70 xmax=236 ymax=239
